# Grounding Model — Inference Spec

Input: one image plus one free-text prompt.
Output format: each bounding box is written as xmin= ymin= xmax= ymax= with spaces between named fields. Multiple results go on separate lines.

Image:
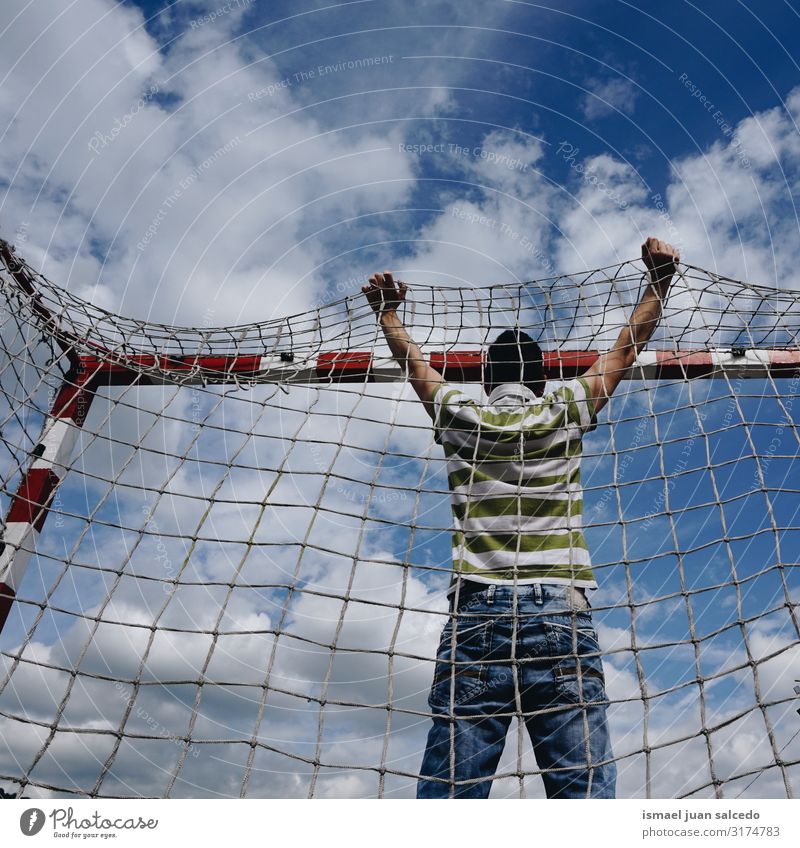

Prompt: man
xmin=361 ymin=237 xmax=680 ymax=799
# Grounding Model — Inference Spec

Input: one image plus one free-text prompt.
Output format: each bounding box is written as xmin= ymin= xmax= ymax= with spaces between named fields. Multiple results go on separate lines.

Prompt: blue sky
xmin=0 ymin=0 xmax=799 ymax=799
xmin=124 ymin=0 xmax=800 ymax=267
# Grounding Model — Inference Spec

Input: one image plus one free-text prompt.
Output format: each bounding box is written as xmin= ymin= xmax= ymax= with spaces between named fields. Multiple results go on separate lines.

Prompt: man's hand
xmin=363 ymin=270 xmax=444 ymax=418
xmin=362 ymin=271 xmax=408 ymax=317
xmin=642 ymin=236 xmax=680 ymax=285
xmin=581 ymin=236 xmax=681 ymax=416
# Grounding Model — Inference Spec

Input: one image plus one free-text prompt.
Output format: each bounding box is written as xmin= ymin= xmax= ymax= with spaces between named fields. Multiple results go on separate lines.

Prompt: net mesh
xmin=0 ymin=243 xmax=798 ymax=799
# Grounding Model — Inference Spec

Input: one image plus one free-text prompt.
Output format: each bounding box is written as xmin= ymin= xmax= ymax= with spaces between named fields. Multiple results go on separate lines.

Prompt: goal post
xmin=3 ymin=344 xmax=796 ymax=636
xmin=1 ymin=239 xmax=798 ymax=799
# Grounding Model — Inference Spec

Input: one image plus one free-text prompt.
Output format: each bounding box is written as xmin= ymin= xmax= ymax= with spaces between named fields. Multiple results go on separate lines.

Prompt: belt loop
xmin=533 ymin=583 xmax=543 ymax=605
xmin=487 ymin=584 xmax=496 ymax=606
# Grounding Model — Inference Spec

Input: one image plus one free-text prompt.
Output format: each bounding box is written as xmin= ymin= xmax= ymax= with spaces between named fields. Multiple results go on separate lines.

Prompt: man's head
xmin=485 ymin=329 xmax=545 ymax=396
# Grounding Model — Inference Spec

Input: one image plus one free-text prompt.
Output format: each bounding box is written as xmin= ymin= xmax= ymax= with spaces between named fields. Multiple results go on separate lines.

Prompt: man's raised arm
xmin=362 ymin=271 xmax=444 ymax=419
xmin=581 ymin=237 xmax=680 ymax=415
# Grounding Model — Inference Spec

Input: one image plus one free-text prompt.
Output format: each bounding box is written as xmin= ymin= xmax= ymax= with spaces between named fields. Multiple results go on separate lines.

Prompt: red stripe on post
xmin=7 ymin=468 xmax=61 ymax=532
xmin=429 ymin=349 xmax=602 ymax=380
xmin=52 ymin=378 xmax=94 ymax=425
xmin=542 ymin=350 xmax=598 ymax=377
xmin=316 ymin=351 xmax=373 ymax=382
xmin=430 ymin=351 xmax=485 ymax=381
xmin=182 ymin=355 xmax=263 ymax=374
xmin=0 ymin=582 xmax=15 ymax=633
xmin=768 ymin=350 xmax=800 ymax=376
xmin=80 ymin=354 xmax=265 ymax=385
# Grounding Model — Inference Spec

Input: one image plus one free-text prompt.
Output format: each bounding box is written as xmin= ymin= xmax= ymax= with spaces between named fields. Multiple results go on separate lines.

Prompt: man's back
xmin=362 ymin=239 xmax=678 ymax=798
xmin=432 ymin=378 xmax=598 ymax=588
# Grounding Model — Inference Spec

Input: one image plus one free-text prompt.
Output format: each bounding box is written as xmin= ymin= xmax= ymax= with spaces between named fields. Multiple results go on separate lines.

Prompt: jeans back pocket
xmin=429 ymin=615 xmax=494 ymax=709
xmin=544 ymin=618 xmax=607 ymax=706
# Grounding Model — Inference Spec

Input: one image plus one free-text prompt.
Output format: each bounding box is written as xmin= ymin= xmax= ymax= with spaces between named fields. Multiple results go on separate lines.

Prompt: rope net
xmin=0 ymin=242 xmax=798 ymax=799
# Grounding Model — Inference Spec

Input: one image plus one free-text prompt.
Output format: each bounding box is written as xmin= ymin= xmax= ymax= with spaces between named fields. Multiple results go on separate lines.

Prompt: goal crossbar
xmin=32 ymin=347 xmax=800 ymax=386
xmin=1 ymin=347 xmax=797 ymax=633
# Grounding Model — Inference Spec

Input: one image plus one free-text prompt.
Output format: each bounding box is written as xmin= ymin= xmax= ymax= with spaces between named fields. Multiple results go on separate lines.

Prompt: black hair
xmin=485 ymin=329 xmax=545 ymax=393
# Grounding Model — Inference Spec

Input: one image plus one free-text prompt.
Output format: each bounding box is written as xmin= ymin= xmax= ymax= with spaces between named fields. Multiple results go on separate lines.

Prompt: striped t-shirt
xmin=432 ymin=378 xmax=598 ymax=589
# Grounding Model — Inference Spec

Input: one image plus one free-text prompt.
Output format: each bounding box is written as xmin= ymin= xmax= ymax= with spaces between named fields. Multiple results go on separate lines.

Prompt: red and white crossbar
xmin=313 ymin=348 xmax=800 ymax=382
xmin=71 ymin=347 xmax=800 ymax=385
xmin=1 ymin=345 xmax=797 ymax=635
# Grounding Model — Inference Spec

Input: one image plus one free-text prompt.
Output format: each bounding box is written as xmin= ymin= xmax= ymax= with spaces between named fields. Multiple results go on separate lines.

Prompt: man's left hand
xmin=362 ymin=271 xmax=407 ymax=317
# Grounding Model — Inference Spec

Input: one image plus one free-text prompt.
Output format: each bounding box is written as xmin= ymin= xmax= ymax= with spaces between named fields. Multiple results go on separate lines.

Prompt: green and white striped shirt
xmin=432 ymin=378 xmax=598 ymax=589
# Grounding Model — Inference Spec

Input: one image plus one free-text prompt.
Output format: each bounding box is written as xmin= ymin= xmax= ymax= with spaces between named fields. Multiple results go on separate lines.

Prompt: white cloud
xmin=0 ymin=0 xmax=416 ymax=328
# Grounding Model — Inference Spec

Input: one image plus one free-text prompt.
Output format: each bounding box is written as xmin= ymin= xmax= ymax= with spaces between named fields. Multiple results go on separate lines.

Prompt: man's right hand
xmin=642 ymin=236 xmax=680 ymax=285
xmin=362 ymin=271 xmax=408 ymax=318
xmin=363 ymin=270 xmax=444 ymax=415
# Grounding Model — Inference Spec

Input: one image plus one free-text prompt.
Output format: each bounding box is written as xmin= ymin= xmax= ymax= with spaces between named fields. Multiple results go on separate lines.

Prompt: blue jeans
xmin=417 ymin=582 xmax=616 ymax=798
